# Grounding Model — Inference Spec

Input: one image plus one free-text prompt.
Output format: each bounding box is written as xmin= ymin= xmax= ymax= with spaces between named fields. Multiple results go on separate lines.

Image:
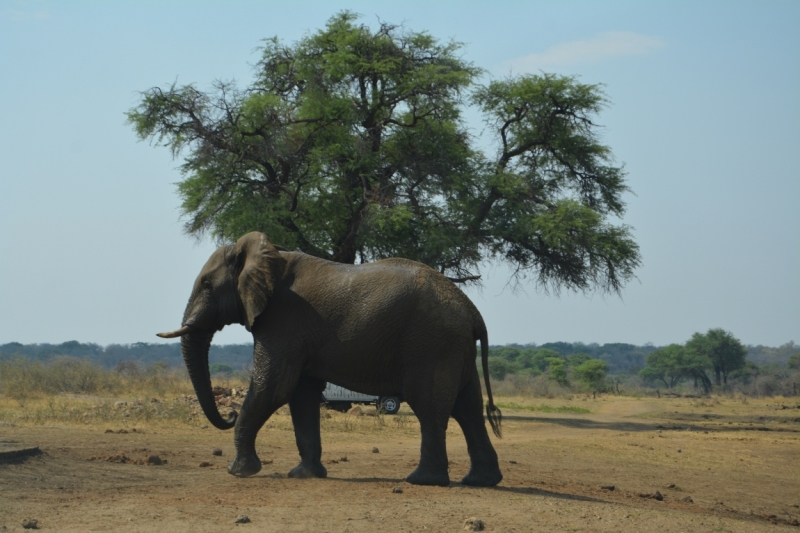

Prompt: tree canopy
xmin=686 ymin=328 xmax=747 ymax=386
xmin=637 ymin=329 xmax=747 ymax=392
xmin=639 ymin=344 xmax=711 ymax=391
xmin=128 ymin=11 xmax=640 ymax=290
xmin=573 ymin=359 xmax=609 ymax=391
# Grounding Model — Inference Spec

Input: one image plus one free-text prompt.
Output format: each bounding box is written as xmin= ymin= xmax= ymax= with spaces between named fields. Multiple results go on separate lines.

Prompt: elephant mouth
xmin=156 ymin=325 xmax=196 ymax=339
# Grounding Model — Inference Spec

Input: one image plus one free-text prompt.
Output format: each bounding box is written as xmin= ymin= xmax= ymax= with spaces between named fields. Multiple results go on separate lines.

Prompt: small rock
xmin=683 ymin=496 xmax=694 ymax=503
xmin=677 ymin=449 xmax=682 ymax=453
xmin=600 ymin=485 xmax=615 ymax=491
xmin=509 ymin=460 xmax=517 ymax=464
xmin=372 ymin=447 xmax=380 ymax=453
xmin=146 ymin=455 xmax=163 ymax=466
xmin=212 ymin=386 xmax=232 ymax=397
xmin=234 ymin=515 xmax=251 ymax=524
xmin=392 ymin=486 xmax=403 ymax=493
xmin=21 ymin=518 xmax=38 ymax=529
xmin=667 ymin=483 xmax=676 ymax=488
xmin=212 ymin=448 xmax=223 ymax=456
xmin=464 ymin=517 xmax=485 ymax=531
xmin=199 ymin=461 xmax=212 ymax=467
xmin=653 ymin=491 xmax=664 ymax=501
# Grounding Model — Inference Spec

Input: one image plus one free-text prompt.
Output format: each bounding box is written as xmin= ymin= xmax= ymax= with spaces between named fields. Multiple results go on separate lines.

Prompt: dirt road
xmin=1 ymin=396 xmax=798 ymax=532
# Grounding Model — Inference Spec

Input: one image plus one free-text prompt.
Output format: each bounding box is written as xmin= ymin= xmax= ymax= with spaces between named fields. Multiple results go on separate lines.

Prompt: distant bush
xmin=209 ymin=363 xmax=234 ymax=375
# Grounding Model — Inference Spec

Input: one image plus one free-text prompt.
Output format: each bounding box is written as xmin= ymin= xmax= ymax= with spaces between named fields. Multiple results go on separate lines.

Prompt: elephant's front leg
xmin=227 ymin=375 xmax=279 ymax=477
xmin=229 ymin=344 xmax=299 ymax=478
xmin=287 ymin=376 xmax=327 ymax=479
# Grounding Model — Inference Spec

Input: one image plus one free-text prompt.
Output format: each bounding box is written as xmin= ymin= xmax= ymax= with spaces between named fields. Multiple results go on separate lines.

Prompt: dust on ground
xmin=1 ymin=395 xmax=799 ymax=532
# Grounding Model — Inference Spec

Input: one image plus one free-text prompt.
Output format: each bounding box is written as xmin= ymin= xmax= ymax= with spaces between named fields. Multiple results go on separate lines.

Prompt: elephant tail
xmin=477 ymin=323 xmax=502 ymax=438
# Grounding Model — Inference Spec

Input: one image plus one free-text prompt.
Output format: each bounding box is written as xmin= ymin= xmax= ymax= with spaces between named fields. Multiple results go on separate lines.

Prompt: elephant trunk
xmin=181 ymin=330 xmax=237 ymax=430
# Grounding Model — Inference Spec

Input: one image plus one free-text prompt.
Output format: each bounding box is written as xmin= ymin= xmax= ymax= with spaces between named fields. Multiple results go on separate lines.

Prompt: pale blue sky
xmin=1 ymin=1 xmax=797 ymax=347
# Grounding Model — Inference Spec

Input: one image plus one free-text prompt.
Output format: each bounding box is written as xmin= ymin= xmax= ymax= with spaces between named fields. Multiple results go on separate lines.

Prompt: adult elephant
xmin=157 ymin=232 xmax=503 ymax=487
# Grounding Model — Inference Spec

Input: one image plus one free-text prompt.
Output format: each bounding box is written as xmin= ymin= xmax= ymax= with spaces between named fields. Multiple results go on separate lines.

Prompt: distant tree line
xmin=483 ymin=336 xmax=799 ymax=395
xmin=482 ymin=343 xmax=653 ymax=392
xmin=0 ymin=341 xmax=254 ymax=372
xmin=1 ymin=337 xmax=797 ymax=394
xmin=637 ymin=331 xmax=798 ymax=394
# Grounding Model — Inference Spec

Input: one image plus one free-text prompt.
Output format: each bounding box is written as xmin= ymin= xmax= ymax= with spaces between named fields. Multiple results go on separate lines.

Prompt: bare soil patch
xmin=1 ymin=396 xmax=799 ymax=532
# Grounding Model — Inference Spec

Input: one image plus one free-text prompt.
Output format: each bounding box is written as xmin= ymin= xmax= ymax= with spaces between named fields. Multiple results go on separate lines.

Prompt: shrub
xmin=209 ymin=363 xmax=234 ymax=375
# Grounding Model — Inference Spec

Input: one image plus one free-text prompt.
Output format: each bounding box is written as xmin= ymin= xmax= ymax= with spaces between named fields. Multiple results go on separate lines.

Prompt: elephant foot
xmin=405 ymin=466 xmax=450 ymax=487
xmin=227 ymin=453 xmax=262 ymax=478
xmin=460 ymin=467 xmax=503 ymax=487
xmin=288 ymin=461 xmax=327 ymax=479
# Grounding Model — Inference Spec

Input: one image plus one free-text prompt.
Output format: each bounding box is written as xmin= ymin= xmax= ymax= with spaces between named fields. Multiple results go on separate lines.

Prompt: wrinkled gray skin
xmin=158 ymin=232 xmax=502 ymax=487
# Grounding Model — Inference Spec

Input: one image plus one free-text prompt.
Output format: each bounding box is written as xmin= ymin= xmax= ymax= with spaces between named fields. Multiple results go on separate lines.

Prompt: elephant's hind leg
xmin=451 ymin=370 xmax=503 ymax=487
xmin=405 ymin=418 xmax=450 ymax=486
xmin=404 ymin=375 xmax=456 ymax=487
xmin=287 ymin=376 xmax=327 ymax=479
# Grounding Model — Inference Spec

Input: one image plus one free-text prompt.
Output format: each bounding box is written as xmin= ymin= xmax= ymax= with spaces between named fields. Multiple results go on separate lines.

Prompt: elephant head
xmin=157 ymin=232 xmax=286 ymax=430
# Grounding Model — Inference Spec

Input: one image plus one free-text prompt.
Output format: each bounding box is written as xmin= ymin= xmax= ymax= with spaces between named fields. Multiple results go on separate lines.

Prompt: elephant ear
xmin=235 ymin=232 xmax=287 ymax=330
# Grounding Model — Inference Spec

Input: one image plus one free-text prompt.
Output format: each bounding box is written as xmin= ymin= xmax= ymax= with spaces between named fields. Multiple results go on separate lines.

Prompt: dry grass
xmin=0 ymin=357 xmax=250 ymax=429
xmin=0 ymin=356 xmax=200 ymax=399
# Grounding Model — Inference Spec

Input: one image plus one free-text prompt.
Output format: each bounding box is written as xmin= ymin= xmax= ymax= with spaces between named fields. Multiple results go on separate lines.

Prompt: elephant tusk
xmin=156 ymin=325 xmax=195 ymax=338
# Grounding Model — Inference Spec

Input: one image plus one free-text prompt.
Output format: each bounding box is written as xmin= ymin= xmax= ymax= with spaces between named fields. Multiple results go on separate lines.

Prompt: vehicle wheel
xmin=378 ymin=397 xmax=401 ymax=415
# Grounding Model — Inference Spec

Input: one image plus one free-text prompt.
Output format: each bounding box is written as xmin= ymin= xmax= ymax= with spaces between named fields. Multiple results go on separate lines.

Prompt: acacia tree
xmin=686 ymin=329 xmax=747 ymax=386
xmin=128 ymin=12 xmax=640 ymax=289
xmin=573 ymin=359 xmax=609 ymax=391
xmin=639 ymin=344 xmax=713 ymax=392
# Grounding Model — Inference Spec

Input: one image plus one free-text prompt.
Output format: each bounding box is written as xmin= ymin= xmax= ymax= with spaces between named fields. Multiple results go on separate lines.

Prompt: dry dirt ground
xmin=1 ymin=395 xmax=799 ymax=532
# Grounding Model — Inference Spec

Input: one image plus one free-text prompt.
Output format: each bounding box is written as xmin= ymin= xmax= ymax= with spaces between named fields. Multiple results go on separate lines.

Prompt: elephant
xmin=157 ymin=231 xmax=503 ymax=487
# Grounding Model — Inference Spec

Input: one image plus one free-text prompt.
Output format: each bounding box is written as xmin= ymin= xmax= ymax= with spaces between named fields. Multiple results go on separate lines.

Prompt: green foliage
xmin=0 ymin=341 xmax=252 ymax=370
xmin=729 ymin=360 xmax=760 ymax=385
xmin=788 ymin=353 xmax=800 ymax=370
xmin=572 ymin=359 xmax=609 ymax=391
xmin=547 ymin=359 xmax=569 ymax=386
xmin=491 ymin=346 xmax=522 ymax=362
xmin=522 ymin=349 xmax=560 ymax=372
xmin=686 ymin=328 xmax=747 ymax=386
xmin=567 ymin=352 xmax=592 ymax=367
xmin=209 ymin=362 xmax=234 ymax=375
xmin=487 ymin=357 xmax=521 ymax=381
xmin=639 ymin=344 xmax=711 ymax=389
xmin=128 ymin=11 xmax=640 ymax=291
